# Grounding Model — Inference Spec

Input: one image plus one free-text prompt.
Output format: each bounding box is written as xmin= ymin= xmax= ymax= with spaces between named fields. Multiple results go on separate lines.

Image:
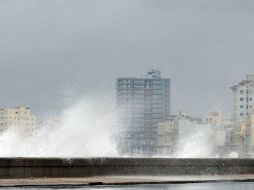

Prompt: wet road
xmin=2 ymin=182 xmax=254 ymax=190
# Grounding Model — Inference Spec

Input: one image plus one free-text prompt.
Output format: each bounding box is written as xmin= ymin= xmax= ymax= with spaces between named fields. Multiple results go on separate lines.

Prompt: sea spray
xmin=174 ymin=123 xmax=215 ymax=158
xmin=0 ymin=96 xmax=120 ymax=157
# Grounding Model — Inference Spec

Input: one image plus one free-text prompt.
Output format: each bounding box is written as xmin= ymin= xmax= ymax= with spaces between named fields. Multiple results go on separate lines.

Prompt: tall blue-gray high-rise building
xmin=116 ymin=70 xmax=170 ymax=155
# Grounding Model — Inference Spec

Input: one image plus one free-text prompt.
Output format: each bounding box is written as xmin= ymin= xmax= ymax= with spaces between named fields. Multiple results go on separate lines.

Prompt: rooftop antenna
xmin=147 ymin=65 xmax=154 ymax=75
xmin=147 ymin=68 xmax=161 ymax=79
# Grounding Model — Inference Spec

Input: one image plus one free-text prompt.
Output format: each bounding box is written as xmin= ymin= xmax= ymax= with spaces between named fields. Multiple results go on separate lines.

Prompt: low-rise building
xmin=206 ymin=112 xmax=223 ymax=126
xmin=0 ymin=107 xmax=36 ymax=136
xmin=157 ymin=116 xmax=178 ymax=155
xmin=158 ymin=111 xmax=235 ymax=157
xmin=157 ymin=112 xmax=204 ymax=156
xmin=206 ymin=112 xmax=225 ymax=156
xmin=223 ymin=119 xmax=235 ymax=155
xmin=235 ymin=110 xmax=254 ymax=157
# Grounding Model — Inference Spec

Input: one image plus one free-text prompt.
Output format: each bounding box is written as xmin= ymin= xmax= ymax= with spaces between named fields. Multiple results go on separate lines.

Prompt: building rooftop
xmin=117 ymin=70 xmax=170 ymax=80
xmin=230 ymin=74 xmax=254 ymax=90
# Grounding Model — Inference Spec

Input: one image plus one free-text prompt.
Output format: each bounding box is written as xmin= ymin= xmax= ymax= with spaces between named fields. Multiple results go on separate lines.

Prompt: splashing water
xmin=0 ymin=95 xmax=227 ymax=158
xmin=174 ymin=123 xmax=214 ymax=158
xmin=0 ymin=97 xmax=120 ymax=157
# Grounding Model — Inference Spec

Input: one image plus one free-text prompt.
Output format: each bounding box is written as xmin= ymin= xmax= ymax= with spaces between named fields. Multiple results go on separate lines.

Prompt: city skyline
xmin=1 ymin=0 xmax=254 ymax=118
xmin=1 ymin=0 xmax=254 ymax=160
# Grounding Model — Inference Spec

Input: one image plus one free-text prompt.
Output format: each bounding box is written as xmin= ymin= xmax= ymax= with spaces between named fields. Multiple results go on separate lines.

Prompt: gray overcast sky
xmin=0 ymin=0 xmax=254 ymax=118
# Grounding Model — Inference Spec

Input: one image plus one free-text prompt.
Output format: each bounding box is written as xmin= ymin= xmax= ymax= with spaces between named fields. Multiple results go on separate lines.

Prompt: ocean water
xmin=3 ymin=182 xmax=254 ymax=190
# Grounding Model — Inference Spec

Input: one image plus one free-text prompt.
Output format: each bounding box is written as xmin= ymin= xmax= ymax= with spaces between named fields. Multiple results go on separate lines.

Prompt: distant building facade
xmin=205 ymin=112 xmax=223 ymax=126
xmin=231 ymin=74 xmax=254 ymax=123
xmin=0 ymin=107 xmax=36 ymax=136
xmin=157 ymin=115 xmax=178 ymax=155
xmin=205 ymin=111 xmax=228 ymax=157
xmin=231 ymin=75 xmax=254 ymax=157
xmin=116 ymin=70 xmax=170 ymax=155
xmin=157 ymin=112 xmax=204 ymax=156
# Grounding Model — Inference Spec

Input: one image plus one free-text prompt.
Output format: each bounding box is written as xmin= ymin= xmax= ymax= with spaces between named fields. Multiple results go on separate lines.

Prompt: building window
xmin=240 ymin=90 xmax=244 ymax=94
xmin=240 ymin=105 xmax=244 ymax=108
xmin=240 ymin=98 xmax=244 ymax=101
xmin=240 ymin=113 xmax=244 ymax=116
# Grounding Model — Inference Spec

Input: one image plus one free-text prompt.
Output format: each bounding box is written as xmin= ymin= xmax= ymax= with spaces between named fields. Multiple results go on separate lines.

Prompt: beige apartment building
xmin=206 ymin=112 xmax=223 ymax=126
xmin=157 ymin=116 xmax=178 ymax=155
xmin=0 ymin=107 xmax=36 ymax=136
xmin=157 ymin=112 xmax=203 ymax=155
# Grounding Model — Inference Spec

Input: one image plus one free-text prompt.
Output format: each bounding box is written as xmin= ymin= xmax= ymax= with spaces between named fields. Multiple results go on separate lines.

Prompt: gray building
xmin=116 ymin=70 xmax=170 ymax=155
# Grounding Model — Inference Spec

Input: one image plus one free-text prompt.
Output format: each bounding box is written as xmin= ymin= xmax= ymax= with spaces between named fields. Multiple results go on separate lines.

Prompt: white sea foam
xmin=0 ymin=96 xmax=237 ymax=158
xmin=173 ymin=123 xmax=215 ymax=158
xmin=0 ymin=96 xmax=120 ymax=157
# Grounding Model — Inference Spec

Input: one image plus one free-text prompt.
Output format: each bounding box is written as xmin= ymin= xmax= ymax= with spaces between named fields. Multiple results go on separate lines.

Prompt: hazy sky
xmin=1 ymin=0 xmax=254 ymax=118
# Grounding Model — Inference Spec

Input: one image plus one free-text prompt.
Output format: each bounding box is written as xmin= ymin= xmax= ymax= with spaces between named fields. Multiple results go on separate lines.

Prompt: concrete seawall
xmin=0 ymin=158 xmax=254 ymax=178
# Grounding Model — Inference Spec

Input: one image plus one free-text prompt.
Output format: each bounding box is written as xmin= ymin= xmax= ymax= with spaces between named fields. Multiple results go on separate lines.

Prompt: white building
xmin=0 ymin=107 xmax=36 ymax=136
xmin=231 ymin=74 xmax=254 ymax=123
xmin=230 ymin=75 xmax=254 ymax=157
